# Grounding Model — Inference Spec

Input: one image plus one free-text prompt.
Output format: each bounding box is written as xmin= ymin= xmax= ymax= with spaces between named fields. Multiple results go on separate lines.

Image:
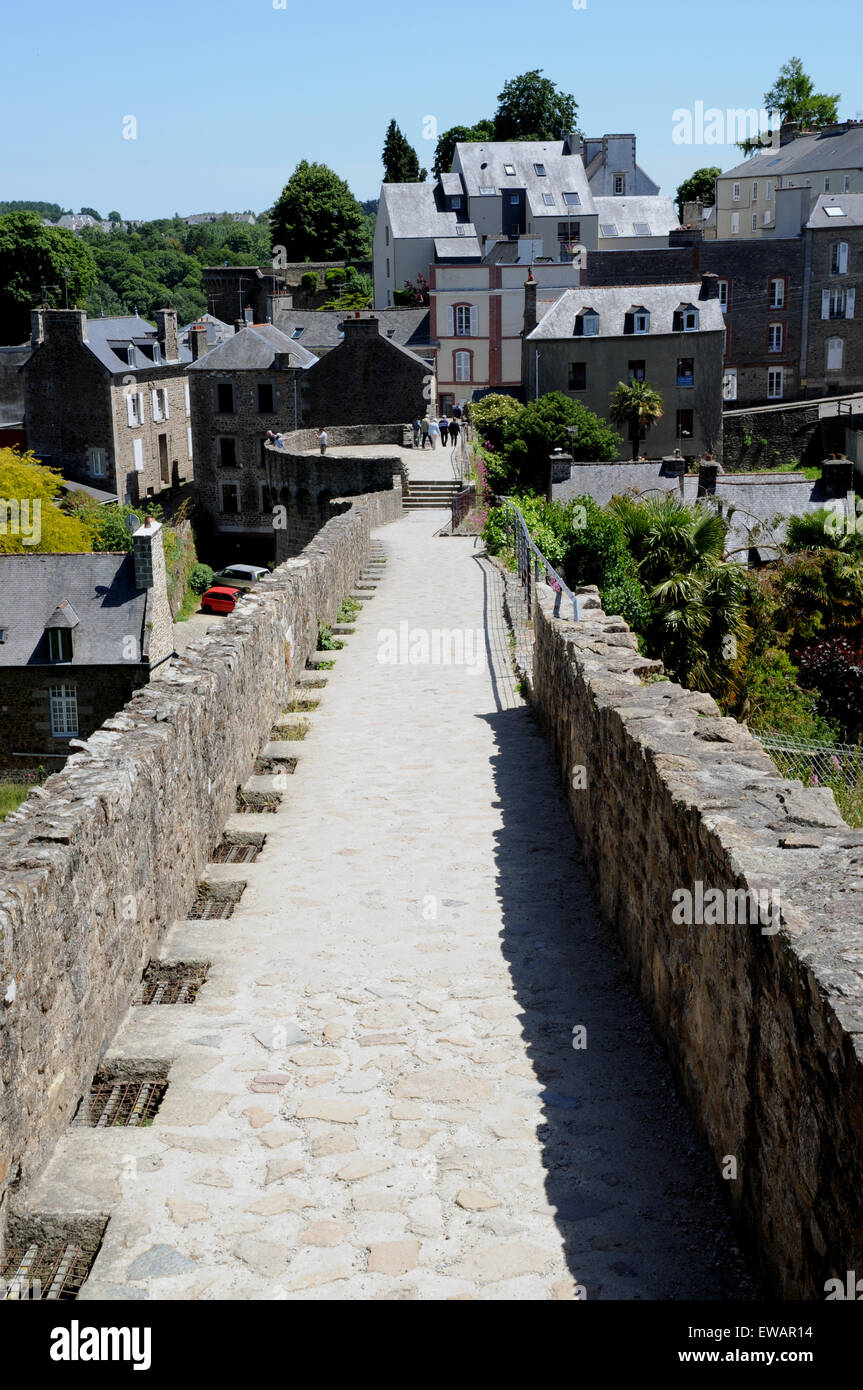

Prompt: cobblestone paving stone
xmin=23 ymin=510 xmax=754 ymax=1301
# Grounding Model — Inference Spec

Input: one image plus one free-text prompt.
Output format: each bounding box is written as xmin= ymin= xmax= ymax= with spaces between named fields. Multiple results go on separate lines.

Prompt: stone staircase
xmin=403 ymin=479 xmax=462 ymax=511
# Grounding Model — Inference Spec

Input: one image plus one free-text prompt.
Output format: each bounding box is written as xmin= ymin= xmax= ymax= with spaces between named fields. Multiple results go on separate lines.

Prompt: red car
xmin=200 ymin=585 xmax=242 ymax=615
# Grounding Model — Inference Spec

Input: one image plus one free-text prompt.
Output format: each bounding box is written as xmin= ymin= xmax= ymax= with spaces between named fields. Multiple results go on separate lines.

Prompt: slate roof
xmin=455 ymin=140 xmax=595 ymax=218
xmin=0 ymin=552 xmax=149 ymax=667
xmin=593 ymin=195 xmax=680 ymax=238
xmin=527 ymin=282 xmax=725 ymax=339
xmin=273 ymin=308 xmax=431 ymax=355
xmin=433 ymin=236 xmax=483 ymax=260
xmin=806 ymin=193 xmax=863 ymax=229
xmin=380 ymin=182 xmax=476 ymax=240
xmin=720 ymin=124 xmax=863 ymax=181
xmin=81 ymin=315 xmax=193 ymax=373
xmin=179 ymin=313 xmax=234 ymax=347
xmin=186 ymin=322 xmax=318 ymax=371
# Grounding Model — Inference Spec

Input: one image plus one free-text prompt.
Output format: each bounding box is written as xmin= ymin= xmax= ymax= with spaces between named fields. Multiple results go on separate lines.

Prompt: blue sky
xmin=1 ymin=0 xmax=859 ymax=219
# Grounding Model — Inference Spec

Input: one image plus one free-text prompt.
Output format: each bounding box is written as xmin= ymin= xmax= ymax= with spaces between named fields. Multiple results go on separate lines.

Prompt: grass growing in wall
xmin=0 ymin=782 xmax=30 ymax=820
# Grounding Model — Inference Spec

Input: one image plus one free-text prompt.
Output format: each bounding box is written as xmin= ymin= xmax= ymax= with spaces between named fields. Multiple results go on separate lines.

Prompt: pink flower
xmin=812 ymin=774 xmax=820 ymax=785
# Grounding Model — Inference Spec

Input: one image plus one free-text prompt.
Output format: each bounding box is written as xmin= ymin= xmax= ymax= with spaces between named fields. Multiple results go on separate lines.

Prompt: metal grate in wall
xmin=76 ymin=1079 xmax=168 ymax=1128
xmin=212 ymin=841 xmax=260 ymax=863
xmin=135 ymin=963 xmax=209 ymax=1005
xmin=188 ymin=896 xmax=235 ymax=920
xmin=1 ymin=1238 xmax=102 ymax=1300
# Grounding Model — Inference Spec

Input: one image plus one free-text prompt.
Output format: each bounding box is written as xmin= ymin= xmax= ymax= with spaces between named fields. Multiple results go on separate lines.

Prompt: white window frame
xmin=766 ymin=181 xmax=772 ymax=201
xmin=47 ymin=628 xmax=72 ymax=663
xmin=49 ymin=683 xmax=78 ymax=737
xmin=613 ymin=174 xmax=625 ymax=195
xmin=722 ymin=367 xmax=737 ymax=402
xmin=767 ymin=367 xmax=784 ymax=400
xmin=132 ymin=438 xmax=143 ymax=473
xmin=187 ymin=425 xmax=193 ymax=459
xmin=730 ymin=212 xmax=740 ymax=234
xmin=732 ymin=182 xmax=741 ymax=202
xmin=582 ymin=312 xmax=599 ymax=337
xmin=768 ymin=277 xmax=785 ymax=308
xmin=633 ymin=312 xmax=649 ymax=334
xmin=752 ymin=182 xmax=758 ymax=201
xmin=683 ymin=309 xmax=699 ymax=331
xmin=454 ymin=350 xmax=471 ymax=383
xmin=151 ymin=387 xmax=163 ymax=422
xmin=824 ymin=177 xmax=831 ymax=192
xmin=718 ymin=280 xmax=729 ymax=309
xmin=826 ymin=337 xmax=844 ymax=371
xmin=87 ymin=446 xmax=106 ymax=477
xmin=768 ymin=323 xmax=783 ymax=353
xmin=832 ymin=242 xmax=849 ymax=275
xmin=184 ymin=379 xmax=190 ymax=415
xmin=453 ymin=304 xmax=477 ymax=337
xmin=842 ymin=175 xmax=851 ymax=193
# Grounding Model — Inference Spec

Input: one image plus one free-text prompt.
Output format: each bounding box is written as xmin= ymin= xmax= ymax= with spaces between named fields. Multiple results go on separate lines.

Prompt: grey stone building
xmin=523 ymin=275 xmax=725 ymax=460
xmin=300 ymin=314 xmax=433 ymax=428
xmin=803 ymin=194 xmax=863 ymax=398
xmin=187 ymin=321 xmax=317 ymax=561
xmin=23 ymin=309 xmax=194 ymax=504
xmin=0 ymin=516 xmax=173 ymax=768
xmin=270 ymin=304 xmax=430 ymax=361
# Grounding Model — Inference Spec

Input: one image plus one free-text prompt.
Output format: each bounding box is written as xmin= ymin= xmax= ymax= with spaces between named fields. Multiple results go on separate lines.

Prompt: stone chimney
xmin=564 ymin=131 xmax=582 ymax=156
xmin=38 ymin=308 xmax=88 ymax=345
xmin=780 ymin=120 xmax=801 ymax=145
xmin=189 ymin=323 xmax=208 ymax=361
xmin=339 ymin=314 xmax=380 ymax=343
xmin=523 ymin=272 xmax=538 ymax=336
xmin=30 ymin=309 xmax=45 ymax=349
xmin=700 ymin=271 xmax=720 ymax=299
xmin=234 ymin=318 xmax=245 ymax=334
xmin=132 ymin=516 xmax=173 ymax=666
xmin=155 ymin=308 xmax=179 ymax=362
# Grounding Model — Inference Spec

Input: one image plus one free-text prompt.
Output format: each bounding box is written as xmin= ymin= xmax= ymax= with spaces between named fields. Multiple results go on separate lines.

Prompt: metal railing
xmin=451 ymin=485 xmax=475 ymax=531
xmin=502 ymin=497 xmax=581 ymax=622
xmin=756 ymin=734 xmax=863 ymax=788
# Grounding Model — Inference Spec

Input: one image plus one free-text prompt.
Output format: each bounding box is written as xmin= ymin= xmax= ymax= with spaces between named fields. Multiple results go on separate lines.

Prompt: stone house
xmin=803 ymin=194 xmax=863 ymax=397
xmin=299 ymin=314 xmax=434 ymax=429
xmin=23 ymin=308 xmax=194 ymax=504
xmin=523 ymin=275 xmax=725 ymax=460
xmin=187 ymin=321 xmax=317 ymax=562
xmin=0 ymin=517 xmax=173 ymax=768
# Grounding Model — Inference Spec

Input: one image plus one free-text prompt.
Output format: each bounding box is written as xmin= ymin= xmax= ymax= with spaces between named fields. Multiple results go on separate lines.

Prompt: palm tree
xmin=608 ymin=381 xmax=664 ymax=461
xmin=608 ymin=493 xmax=751 ymax=697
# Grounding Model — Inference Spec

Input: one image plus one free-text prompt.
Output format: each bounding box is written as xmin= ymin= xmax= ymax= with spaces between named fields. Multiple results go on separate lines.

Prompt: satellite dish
xmin=125 ymin=512 xmax=142 ymax=534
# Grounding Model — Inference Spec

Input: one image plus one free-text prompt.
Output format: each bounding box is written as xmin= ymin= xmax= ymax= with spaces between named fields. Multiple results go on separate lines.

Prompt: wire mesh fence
xmin=757 ymin=734 xmax=863 ymax=828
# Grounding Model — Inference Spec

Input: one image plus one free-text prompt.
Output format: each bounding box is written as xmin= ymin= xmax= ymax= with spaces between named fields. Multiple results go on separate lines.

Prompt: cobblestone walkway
xmin=22 ymin=511 xmax=751 ymax=1300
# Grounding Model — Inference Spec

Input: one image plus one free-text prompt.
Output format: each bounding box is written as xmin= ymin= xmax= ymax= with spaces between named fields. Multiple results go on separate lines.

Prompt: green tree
xmin=675 ymin=167 xmax=721 ymax=217
xmin=431 ymin=121 xmax=495 ymax=180
xmin=471 ymin=392 xmax=524 ymax=451
xmin=0 ymin=211 xmax=98 ymax=343
xmin=0 ymin=452 xmax=94 ymax=552
xmin=608 ymin=493 xmax=752 ymax=698
xmin=382 ymin=120 xmax=427 ymax=182
xmin=738 ymin=57 xmax=840 ymax=154
xmin=79 ymin=207 xmax=103 ymax=221
xmin=608 ymin=380 xmax=665 ymax=460
xmin=493 ymin=392 xmax=620 ymax=493
xmin=107 ymin=211 xmax=122 ymax=223
xmin=493 ymin=70 xmax=579 ymax=141
xmin=270 ymin=161 xmax=371 ymax=263
xmin=0 ymin=201 xmax=67 ymax=221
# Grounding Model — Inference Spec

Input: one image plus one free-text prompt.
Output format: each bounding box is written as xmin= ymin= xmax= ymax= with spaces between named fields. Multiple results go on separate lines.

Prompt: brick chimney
xmin=132 ymin=516 xmax=173 ymax=665
xmin=155 ymin=308 xmax=179 ymax=362
xmin=700 ymin=271 xmax=720 ymax=300
xmin=523 ymin=271 xmax=538 ymax=335
xmin=189 ymin=323 xmax=208 ymax=361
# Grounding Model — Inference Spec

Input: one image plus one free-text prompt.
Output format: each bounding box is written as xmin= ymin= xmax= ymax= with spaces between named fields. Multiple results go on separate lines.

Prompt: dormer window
xmin=632 ymin=309 xmax=649 ymax=334
xmin=534 ymin=163 xmax=546 ymax=176
xmin=48 ymin=628 xmax=73 ymax=663
xmin=613 ymin=175 xmax=625 ymax=194
xmin=674 ymin=305 xmax=699 ymax=332
xmin=575 ymin=309 xmax=599 ymax=337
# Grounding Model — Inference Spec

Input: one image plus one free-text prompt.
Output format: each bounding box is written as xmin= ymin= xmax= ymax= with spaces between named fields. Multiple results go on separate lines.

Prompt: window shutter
xmin=822 ymin=289 xmax=831 ymax=320
xmin=163 ymin=389 xmax=170 ymax=419
xmin=151 ymin=388 xmax=159 ymax=420
xmin=839 ymin=242 xmax=849 ymax=274
xmin=469 ymin=305 xmax=478 ymax=336
xmin=845 ymin=287 xmax=855 ymax=319
xmin=446 ymin=306 xmax=454 ymax=336
xmin=126 ymin=394 xmax=135 ymax=427
xmin=138 ymin=391 xmax=146 ymax=421
xmin=184 ymin=381 xmax=190 ymax=414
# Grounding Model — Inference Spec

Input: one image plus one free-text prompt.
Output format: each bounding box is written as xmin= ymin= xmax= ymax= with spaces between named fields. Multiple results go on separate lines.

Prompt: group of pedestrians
xmin=413 ymin=409 xmax=463 ymax=450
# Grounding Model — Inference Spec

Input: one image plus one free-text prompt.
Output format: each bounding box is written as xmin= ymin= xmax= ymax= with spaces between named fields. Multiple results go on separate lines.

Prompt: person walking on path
xmin=420 ymin=416 xmax=431 ymax=448
xmin=428 ymin=418 xmax=440 ymax=449
xmin=439 ymin=416 xmax=450 ymax=447
xmin=317 ymin=428 xmax=328 ymax=455
xmin=449 ymin=417 xmax=460 ymax=446
xmin=412 ymin=416 xmax=421 ymax=448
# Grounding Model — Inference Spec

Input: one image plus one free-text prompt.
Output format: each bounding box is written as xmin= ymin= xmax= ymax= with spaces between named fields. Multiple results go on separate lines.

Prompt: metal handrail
xmin=502 ymin=496 xmax=581 ymax=622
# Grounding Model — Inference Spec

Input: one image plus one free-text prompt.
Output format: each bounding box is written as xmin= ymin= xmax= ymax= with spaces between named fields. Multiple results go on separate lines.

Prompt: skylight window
xmin=456 ymin=225 xmax=466 ymax=236
xmin=633 ymin=222 xmax=651 ymax=237
xmin=825 ymin=206 xmax=846 ymax=217
xmin=479 ymin=186 xmax=495 ymax=195
xmin=563 ymin=192 xmax=580 ymax=206
xmin=600 ymin=223 xmax=619 ymax=237
xmin=290 ymin=327 xmax=304 ymax=339
xmin=542 ymin=193 xmax=555 ymax=206
xmin=534 ymin=163 xmax=546 ymax=176
xmin=504 ymin=164 xmax=515 ymax=176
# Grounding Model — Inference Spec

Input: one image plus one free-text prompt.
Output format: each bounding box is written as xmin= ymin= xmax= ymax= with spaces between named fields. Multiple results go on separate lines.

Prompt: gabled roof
xmin=379 ymin=181 xmax=476 ymax=240
xmin=272 ymin=308 xmax=430 ymax=353
xmin=527 ymin=283 xmax=725 ymax=339
xmin=454 ymin=140 xmax=596 ymax=218
xmin=186 ymin=322 xmax=318 ymax=370
xmin=806 ymin=193 xmax=863 ymax=229
xmin=720 ymin=123 xmax=863 ymax=181
xmin=81 ymin=316 xmax=193 ymax=373
xmin=0 ymin=552 xmax=149 ymax=666
xmin=434 ymin=236 xmax=483 ymax=260
xmin=593 ymin=195 xmax=680 ymax=238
